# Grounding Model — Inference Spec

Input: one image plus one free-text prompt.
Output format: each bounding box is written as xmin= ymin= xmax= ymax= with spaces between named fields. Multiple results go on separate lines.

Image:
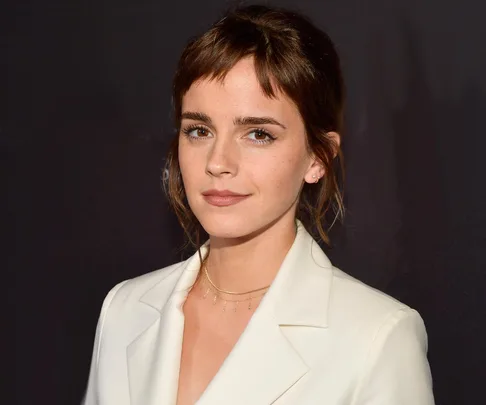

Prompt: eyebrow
xmin=181 ymin=111 xmax=213 ymax=126
xmin=180 ymin=111 xmax=287 ymax=130
xmin=234 ymin=116 xmax=287 ymax=129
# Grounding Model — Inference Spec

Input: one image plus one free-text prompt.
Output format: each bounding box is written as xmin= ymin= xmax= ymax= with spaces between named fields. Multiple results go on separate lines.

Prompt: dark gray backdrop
xmin=6 ymin=0 xmax=486 ymax=404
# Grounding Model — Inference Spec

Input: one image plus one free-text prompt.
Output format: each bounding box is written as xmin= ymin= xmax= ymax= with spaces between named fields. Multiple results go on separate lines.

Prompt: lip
xmin=202 ymin=189 xmax=248 ymax=197
xmin=203 ymin=194 xmax=250 ymax=207
xmin=201 ymin=189 xmax=250 ymax=207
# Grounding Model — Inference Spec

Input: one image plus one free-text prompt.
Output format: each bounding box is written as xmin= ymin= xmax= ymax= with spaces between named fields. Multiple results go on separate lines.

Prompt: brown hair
xmin=163 ymin=4 xmax=345 ymax=253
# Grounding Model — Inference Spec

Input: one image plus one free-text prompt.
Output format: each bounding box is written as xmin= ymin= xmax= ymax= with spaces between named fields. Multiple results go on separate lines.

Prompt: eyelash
xmin=181 ymin=124 xmax=276 ymax=145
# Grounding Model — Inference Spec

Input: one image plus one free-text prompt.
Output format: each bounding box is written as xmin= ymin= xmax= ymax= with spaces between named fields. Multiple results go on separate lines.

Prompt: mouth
xmin=202 ymin=193 xmax=250 ymax=207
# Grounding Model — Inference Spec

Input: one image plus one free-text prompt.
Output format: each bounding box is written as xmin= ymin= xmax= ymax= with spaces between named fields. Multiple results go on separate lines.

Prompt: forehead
xmin=181 ymin=58 xmax=300 ymax=121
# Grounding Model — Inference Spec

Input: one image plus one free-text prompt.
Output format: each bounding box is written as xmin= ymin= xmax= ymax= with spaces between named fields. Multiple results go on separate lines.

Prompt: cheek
xmin=178 ymin=141 xmax=200 ymax=177
xmin=252 ymin=149 xmax=306 ymax=195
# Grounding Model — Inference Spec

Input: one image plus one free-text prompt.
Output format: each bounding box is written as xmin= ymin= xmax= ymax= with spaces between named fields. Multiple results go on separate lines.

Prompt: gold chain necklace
xmin=201 ymin=262 xmax=270 ymax=312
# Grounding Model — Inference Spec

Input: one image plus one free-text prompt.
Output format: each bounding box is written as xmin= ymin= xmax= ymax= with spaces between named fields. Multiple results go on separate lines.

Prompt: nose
xmin=205 ymin=136 xmax=239 ymax=178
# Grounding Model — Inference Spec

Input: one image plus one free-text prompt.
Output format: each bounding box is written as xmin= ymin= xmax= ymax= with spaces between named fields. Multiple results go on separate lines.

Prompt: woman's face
xmin=178 ymin=57 xmax=323 ymax=239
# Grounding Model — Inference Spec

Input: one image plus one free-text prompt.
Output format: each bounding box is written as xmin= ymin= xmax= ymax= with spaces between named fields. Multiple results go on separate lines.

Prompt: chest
xmin=176 ymin=294 xmax=255 ymax=405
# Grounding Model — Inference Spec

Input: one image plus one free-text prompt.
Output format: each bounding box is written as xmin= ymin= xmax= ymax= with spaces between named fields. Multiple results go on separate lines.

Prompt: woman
xmin=83 ymin=5 xmax=434 ymax=405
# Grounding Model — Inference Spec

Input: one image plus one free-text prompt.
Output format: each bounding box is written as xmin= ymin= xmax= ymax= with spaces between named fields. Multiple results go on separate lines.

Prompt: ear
xmin=304 ymin=131 xmax=341 ymax=184
xmin=327 ymin=131 xmax=341 ymax=157
xmin=304 ymin=161 xmax=325 ymax=184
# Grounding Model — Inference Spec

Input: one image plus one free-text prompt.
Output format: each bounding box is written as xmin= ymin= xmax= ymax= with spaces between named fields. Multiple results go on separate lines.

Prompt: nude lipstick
xmin=202 ymin=189 xmax=250 ymax=207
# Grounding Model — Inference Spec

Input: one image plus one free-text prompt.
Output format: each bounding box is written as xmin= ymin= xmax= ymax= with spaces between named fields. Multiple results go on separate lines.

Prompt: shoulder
xmin=326 ymin=268 xmax=433 ymax=402
xmin=327 ymin=265 xmax=428 ymax=351
xmin=100 ymin=260 xmax=187 ymax=311
xmin=330 ymin=266 xmax=410 ymax=316
xmin=92 ymin=259 xmax=189 ymax=351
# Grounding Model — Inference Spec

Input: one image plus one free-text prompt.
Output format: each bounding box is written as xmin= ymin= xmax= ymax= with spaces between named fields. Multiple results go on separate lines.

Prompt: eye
xmin=247 ymin=129 xmax=276 ymax=144
xmin=181 ymin=125 xmax=212 ymax=140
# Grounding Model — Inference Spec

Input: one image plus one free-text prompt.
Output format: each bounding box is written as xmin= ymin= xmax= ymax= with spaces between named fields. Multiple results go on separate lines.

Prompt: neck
xmin=204 ymin=216 xmax=297 ymax=293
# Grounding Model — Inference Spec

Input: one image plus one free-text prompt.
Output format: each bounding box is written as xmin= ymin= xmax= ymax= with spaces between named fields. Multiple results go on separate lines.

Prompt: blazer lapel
xmin=126 ymin=244 xmax=209 ymax=405
xmin=198 ymin=220 xmax=333 ymax=405
xmin=197 ymin=302 xmax=309 ymax=405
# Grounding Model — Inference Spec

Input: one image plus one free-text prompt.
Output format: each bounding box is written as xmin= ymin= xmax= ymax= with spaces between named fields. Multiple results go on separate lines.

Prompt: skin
xmin=175 ymin=56 xmax=339 ymax=404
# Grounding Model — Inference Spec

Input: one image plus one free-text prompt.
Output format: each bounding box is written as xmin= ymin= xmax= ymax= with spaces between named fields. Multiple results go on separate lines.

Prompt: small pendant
xmin=203 ymin=287 xmax=210 ymax=299
xmin=222 ymin=300 xmax=227 ymax=312
xmin=234 ymin=301 xmax=239 ymax=312
xmin=248 ymin=298 xmax=252 ymax=310
xmin=212 ymin=294 xmax=217 ymax=305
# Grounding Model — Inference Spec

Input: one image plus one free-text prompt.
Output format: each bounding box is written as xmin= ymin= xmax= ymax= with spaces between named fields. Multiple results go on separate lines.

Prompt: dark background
xmin=6 ymin=0 xmax=485 ymax=404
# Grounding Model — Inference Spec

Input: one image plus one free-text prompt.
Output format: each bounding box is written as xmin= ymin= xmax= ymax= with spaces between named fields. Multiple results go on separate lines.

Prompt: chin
xmin=198 ymin=215 xmax=253 ymax=239
xmin=188 ymin=196 xmax=259 ymax=239
xmin=196 ymin=211 xmax=287 ymax=242
xmin=188 ymin=197 xmax=292 ymax=241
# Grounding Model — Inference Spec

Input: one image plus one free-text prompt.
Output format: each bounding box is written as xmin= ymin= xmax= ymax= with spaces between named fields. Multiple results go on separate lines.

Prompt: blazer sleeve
xmin=81 ymin=281 xmax=128 ymax=405
xmin=351 ymin=307 xmax=435 ymax=405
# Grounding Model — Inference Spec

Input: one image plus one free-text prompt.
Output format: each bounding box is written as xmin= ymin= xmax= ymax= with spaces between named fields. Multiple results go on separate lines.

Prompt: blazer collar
xmin=138 ymin=219 xmax=333 ymax=328
xmin=138 ymin=241 xmax=208 ymax=312
xmin=126 ymin=244 xmax=209 ymax=405
xmin=129 ymin=219 xmax=334 ymax=405
xmin=267 ymin=219 xmax=333 ymax=328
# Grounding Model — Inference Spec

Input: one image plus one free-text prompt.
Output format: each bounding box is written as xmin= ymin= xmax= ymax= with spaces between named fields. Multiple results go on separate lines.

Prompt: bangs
xmin=173 ymin=16 xmax=315 ymax=122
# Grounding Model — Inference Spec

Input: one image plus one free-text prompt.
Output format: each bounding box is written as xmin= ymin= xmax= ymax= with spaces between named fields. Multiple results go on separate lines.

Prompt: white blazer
xmin=83 ymin=220 xmax=434 ymax=405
